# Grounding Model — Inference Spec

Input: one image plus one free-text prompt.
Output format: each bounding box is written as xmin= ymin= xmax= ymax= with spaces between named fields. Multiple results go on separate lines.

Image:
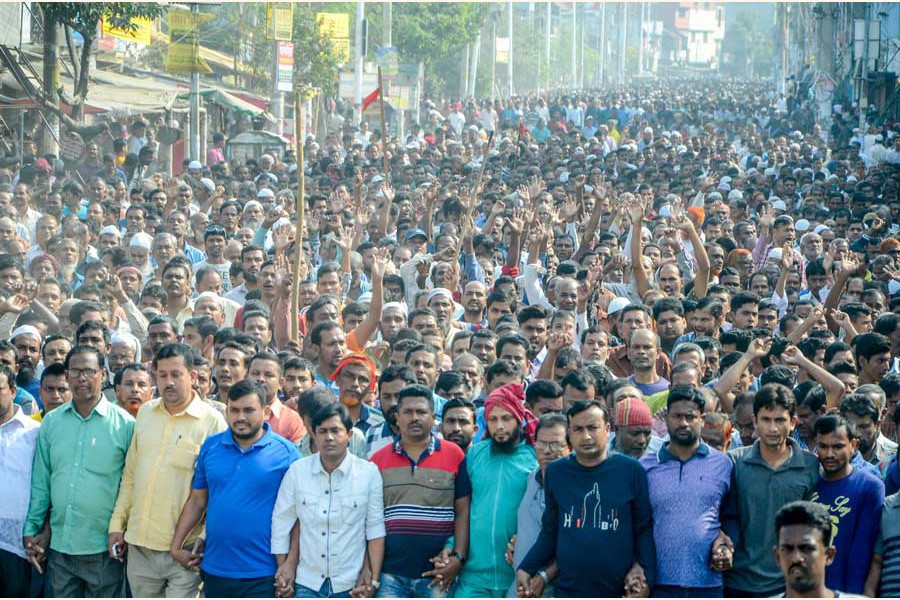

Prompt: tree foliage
xmin=366 ymin=3 xmax=488 ymax=96
xmin=39 ymin=3 xmax=166 ymax=122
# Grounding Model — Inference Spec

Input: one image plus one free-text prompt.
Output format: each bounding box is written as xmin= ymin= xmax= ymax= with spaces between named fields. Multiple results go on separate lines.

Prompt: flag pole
xmin=291 ymin=90 xmax=305 ymax=345
xmin=378 ymin=66 xmax=389 ymax=182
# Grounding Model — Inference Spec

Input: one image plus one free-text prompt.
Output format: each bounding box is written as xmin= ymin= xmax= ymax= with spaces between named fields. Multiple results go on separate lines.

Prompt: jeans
xmin=294 ymin=578 xmax=352 ymax=598
xmin=0 ymin=548 xmax=31 ymax=597
xmin=46 ymin=549 xmax=126 ymax=598
xmin=376 ymin=572 xmax=450 ymax=598
xmin=202 ymin=571 xmax=275 ymax=598
xmin=652 ymin=584 xmax=723 ymax=598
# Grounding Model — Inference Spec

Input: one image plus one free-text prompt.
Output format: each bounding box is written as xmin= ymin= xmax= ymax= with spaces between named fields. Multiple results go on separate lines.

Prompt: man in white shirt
xmin=0 ymin=363 xmax=41 ymax=596
xmin=271 ymin=403 xmax=385 ymax=598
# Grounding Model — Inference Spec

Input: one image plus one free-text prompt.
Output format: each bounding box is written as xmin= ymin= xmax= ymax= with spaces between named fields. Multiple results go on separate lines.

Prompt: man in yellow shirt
xmin=108 ymin=343 xmax=226 ymax=598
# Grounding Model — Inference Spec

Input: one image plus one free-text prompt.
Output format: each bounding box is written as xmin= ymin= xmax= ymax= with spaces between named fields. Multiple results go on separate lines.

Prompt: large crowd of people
xmin=1 ymin=74 xmax=900 ymax=599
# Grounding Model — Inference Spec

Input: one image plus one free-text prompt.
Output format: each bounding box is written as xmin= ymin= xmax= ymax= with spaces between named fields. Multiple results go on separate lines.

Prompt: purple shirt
xmin=640 ymin=442 xmax=733 ymax=589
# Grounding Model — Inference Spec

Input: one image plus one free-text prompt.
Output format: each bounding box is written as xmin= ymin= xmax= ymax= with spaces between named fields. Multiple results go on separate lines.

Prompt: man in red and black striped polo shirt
xmin=370 ymin=384 xmax=471 ymax=597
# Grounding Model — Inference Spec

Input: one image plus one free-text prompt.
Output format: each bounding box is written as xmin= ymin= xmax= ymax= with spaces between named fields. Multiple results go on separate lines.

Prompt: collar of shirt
xmin=310 ymin=449 xmax=353 ymax=476
xmin=59 ymin=396 xmax=112 ymax=421
xmin=392 ymin=434 xmax=440 ymax=460
xmin=270 ymin=398 xmax=285 ymax=418
xmin=151 ymin=392 xmax=206 ymax=419
xmin=657 ymin=441 xmax=711 ymax=464
xmin=220 ymin=422 xmax=274 ymax=451
xmin=744 ymin=437 xmax=805 ymax=470
xmin=1 ymin=404 xmax=36 ymax=430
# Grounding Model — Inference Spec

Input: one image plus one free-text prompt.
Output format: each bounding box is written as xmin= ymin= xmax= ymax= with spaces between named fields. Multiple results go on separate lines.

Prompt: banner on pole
xmin=316 ymin=13 xmax=350 ymax=63
xmin=275 ymin=41 xmax=295 ymax=92
xmin=165 ymin=10 xmax=213 ymax=74
xmin=266 ymin=3 xmax=294 ymax=41
xmin=377 ymin=46 xmax=399 ymax=78
xmin=496 ymin=37 xmax=510 ymax=64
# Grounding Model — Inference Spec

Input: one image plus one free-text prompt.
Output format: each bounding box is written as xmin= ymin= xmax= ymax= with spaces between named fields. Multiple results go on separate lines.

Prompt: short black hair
xmin=297 ymin=387 xmax=337 ymax=418
xmin=153 ymin=343 xmax=195 ymax=371
xmin=311 ymin=403 xmax=353 ymax=432
xmin=775 ymin=501 xmax=834 ymax=547
xmin=565 ymin=400 xmax=608 ymax=423
xmin=63 ymin=344 xmax=105 ymax=372
xmin=441 ymin=398 xmax=476 ymax=421
xmin=535 ymin=412 xmax=568 ymax=437
xmin=112 ymin=363 xmax=149 ymax=387
xmin=40 ymin=362 xmax=67 ymax=385
xmin=753 ymin=383 xmax=796 ymax=417
xmin=397 ymin=383 xmax=435 ymax=411
xmin=525 ymin=379 xmax=563 ymax=406
xmin=813 ymin=413 xmax=858 ymax=440
xmin=227 ymin=379 xmax=267 ymax=406
xmin=840 ymin=394 xmax=880 ymax=422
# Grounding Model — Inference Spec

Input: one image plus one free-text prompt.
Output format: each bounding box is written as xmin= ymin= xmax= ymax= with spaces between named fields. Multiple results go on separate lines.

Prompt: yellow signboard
xmin=166 ymin=10 xmax=214 ymax=74
xmin=316 ymin=13 xmax=351 ymax=63
xmin=266 ymin=3 xmax=294 ymax=41
xmin=101 ymin=16 xmax=152 ymax=46
xmin=316 ymin=13 xmax=350 ymax=39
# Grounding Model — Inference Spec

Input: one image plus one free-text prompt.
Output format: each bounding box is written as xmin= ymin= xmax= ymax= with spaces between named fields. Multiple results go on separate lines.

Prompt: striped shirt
xmin=370 ymin=436 xmax=470 ymax=578
xmin=876 ymin=493 xmax=900 ymax=597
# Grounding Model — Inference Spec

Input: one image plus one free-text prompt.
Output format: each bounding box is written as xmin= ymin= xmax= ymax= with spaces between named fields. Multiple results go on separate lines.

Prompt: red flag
xmin=362 ymin=88 xmax=381 ymax=112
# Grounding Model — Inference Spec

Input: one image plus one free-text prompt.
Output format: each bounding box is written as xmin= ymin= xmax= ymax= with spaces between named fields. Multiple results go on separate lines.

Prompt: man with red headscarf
xmin=331 ymin=352 xmax=384 ymax=438
xmin=455 ymin=383 xmax=538 ymax=597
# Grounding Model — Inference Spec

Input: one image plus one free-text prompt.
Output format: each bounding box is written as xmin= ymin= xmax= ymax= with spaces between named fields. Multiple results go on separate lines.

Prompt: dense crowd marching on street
xmin=1 ymin=73 xmax=900 ymax=599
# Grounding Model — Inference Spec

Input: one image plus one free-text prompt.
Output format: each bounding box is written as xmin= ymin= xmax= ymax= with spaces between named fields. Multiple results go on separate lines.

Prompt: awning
xmin=185 ymin=88 xmax=275 ymax=122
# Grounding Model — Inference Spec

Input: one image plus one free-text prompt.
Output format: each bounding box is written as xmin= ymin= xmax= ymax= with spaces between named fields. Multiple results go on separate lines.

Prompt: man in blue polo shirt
xmin=170 ymin=380 xmax=300 ymax=598
xmin=640 ymin=384 xmax=734 ymax=597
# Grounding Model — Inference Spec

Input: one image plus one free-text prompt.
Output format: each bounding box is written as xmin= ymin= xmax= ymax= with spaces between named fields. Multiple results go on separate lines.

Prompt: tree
xmin=39 ymin=3 xmax=166 ymax=124
xmin=367 ymin=3 xmax=488 ymax=96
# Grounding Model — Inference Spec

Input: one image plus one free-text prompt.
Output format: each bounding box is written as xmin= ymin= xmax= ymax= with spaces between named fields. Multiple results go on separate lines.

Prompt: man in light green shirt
xmin=24 ymin=345 xmax=134 ymax=597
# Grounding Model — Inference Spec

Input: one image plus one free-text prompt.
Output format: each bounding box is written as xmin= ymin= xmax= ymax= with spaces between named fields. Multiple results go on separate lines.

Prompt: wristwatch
xmin=370 ymin=579 xmax=380 ymax=590
xmin=450 ymin=550 xmax=467 ymax=565
xmin=538 ymin=570 xmax=550 ymax=585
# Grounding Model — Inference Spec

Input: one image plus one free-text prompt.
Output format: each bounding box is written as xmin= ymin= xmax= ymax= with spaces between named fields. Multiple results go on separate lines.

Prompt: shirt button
xmin=321 ymin=532 xmax=325 ymax=536
xmin=321 ymin=554 xmax=325 ymax=558
xmin=324 ymin=490 xmax=329 ymax=494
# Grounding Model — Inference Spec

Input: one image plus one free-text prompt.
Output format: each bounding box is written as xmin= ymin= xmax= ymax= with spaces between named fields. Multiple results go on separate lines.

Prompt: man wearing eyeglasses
xmin=506 ymin=413 xmax=571 ymax=598
xmin=23 ymin=345 xmax=135 ymax=596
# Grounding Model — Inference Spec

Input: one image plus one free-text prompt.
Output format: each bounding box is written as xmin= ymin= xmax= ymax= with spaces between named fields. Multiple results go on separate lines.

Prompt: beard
xmin=384 ymin=406 xmax=398 ymax=428
xmin=491 ymin=424 xmax=522 ymax=453
xmin=858 ymin=436 xmax=873 ymax=456
xmin=16 ymin=364 xmax=35 ymax=386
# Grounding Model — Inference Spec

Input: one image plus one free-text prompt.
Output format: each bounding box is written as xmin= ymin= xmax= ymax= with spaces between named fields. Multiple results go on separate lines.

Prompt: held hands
xmin=274 ymin=561 xmax=296 ymax=598
xmin=710 ymin=530 xmax=734 ymax=572
xmin=170 ymin=538 xmax=204 ymax=572
xmin=23 ymin=533 xmax=50 ymax=574
xmin=107 ymin=532 xmax=127 ymax=563
xmin=422 ymin=548 xmax=462 ymax=592
xmin=623 ymin=562 xmax=650 ymax=598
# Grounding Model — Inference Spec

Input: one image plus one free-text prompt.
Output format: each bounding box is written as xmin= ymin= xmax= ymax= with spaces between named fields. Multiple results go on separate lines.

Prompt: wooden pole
xmin=290 ymin=92 xmax=305 ymax=344
xmin=378 ymin=66 xmax=389 ymax=182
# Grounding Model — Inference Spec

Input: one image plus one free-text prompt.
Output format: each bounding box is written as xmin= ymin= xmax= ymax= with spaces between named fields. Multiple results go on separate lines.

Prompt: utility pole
xmin=600 ymin=2 xmax=607 ymax=85
xmin=383 ymin=1 xmax=391 ymax=46
xmin=571 ymin=3 xmax=577 ymax=87
xmin=859 ymin=3 xmax=870 ymax=133
xmin=490 ymin=7 xmax=497 ymax=102
xmin=470 ymin=29 xmax=481 ymax=98
xmin=353 ymin=0 xmax=364 ymax=124
xmin=190 ymin=2 xmax=201 ymax=162
xmin=619 ymin=3 xmax=627 ymax=85
xmin=507 ymin=0 xmax=513 ymax=97
xmin=545 ymin=1 xmax=551 ymax=91
xmin=41 ymin=8 xmax=59 ymax=155
xmin=461 ymin=43 xmax=470 ymax=98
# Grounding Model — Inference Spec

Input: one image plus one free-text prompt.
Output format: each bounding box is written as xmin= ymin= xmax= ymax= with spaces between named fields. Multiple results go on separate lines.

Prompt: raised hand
xmin=746 ymin=336 xmax=772 ymax=359
xmin=781 ymin=243 xmax=795 ymax=270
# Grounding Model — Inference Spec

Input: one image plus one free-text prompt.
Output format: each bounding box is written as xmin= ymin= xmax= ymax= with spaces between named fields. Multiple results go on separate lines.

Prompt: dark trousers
xmin=724 ymin=586 xmax=785 ymax=598
xmin=652 ymin=584 xmax=723 ymax=597
xmin=47 ymin=549 xmax=125 ymax=598
xmin=202 ymin=570 xmax=276 ymax=598
xmin=0 ymin=548 xmax=32 ymax=597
